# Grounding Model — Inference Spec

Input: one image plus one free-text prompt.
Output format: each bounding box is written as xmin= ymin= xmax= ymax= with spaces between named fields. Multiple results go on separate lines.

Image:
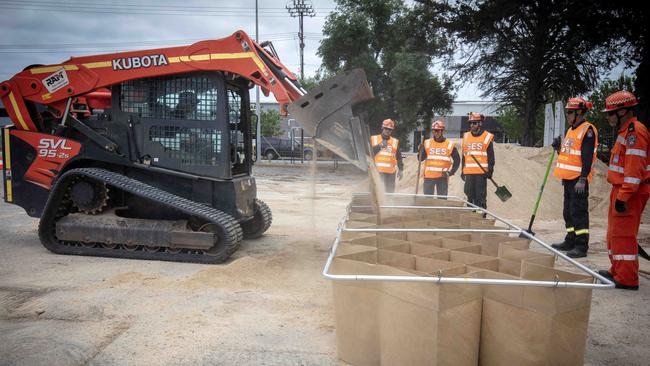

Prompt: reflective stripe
xmin=646 ymin=164 xmax=650 ymax=171
xmin=616 ymin=135 xmax=626 ymax=145
xmin=609 ymin=165 xmax=624 ymax=173
xmin=556 ymin=163 xmax=582 ymax=172
xmin=575 ymin=229 xmax=589 ymax=235
xmin=626 ymin=148 xmax=647 ymax=157
xmin=447 ymin=141 xmax=454 ymax=150
xmin=483 ymin=132 xmax=493 ymax=144
xmin=624 ymin=177 xmax=641 ymax=184
xmin=375 ymin=162 xmax=393 ymax=168
xmin=466 ymin=151 xmax=488 ymax=156
xmin=612 ymin=254 xmax=637 ymax=261
xmin=464 ymin=163 xmax=486 ymax=168
xmin=425 ymin=167 xmax=448 ymax=172
xmin=378 ymin=151 xmax=393 ymax=156
xmin=561 ymin=147 xmax=581 ymax=155
xmin=577 ymin=124 xmax=592 ymax=139
xmin=566 ymin=227 xmax=575 ymax=232
xmin=427 ymin=156 xmax=452 ymax=161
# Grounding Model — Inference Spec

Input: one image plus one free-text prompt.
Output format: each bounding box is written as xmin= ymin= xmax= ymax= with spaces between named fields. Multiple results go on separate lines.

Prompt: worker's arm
xmin=580 ymin=127 xmax=595 ymax=178
xmin=449 ymin=147 xmax=461 ymax=175
xmin=617 ymin=124 xmax=649 ymax=202
xmin=372 ymin=144 xmax=382 ymax=156
xmin=396 ymin=148 xmax=404 ymax=171
xmin=418 ymin=147 xmax=427 ymax=161
xmin=487 ymin=142 xmax=495 ymax=175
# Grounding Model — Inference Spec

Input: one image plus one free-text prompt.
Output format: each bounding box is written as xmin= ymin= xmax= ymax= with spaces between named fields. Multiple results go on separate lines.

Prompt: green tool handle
xmin=527 ymin=150 xmax=556 ymax=232
xmin=415 ymin=135 xmax=425 ymax=194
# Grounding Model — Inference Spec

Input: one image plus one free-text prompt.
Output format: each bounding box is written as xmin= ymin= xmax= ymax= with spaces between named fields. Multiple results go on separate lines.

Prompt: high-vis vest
xmin=553 ymin=121 xmax=599 ymax=183
xmin=607 ymin=117 xmax=650 ymax=202
xmin=371 ymin=135 xmax=399 ymax=174
xmin=423 ymin=138 xmax=455 ymax=179
xmin=462 ymin=130 xmax=493 ymax=175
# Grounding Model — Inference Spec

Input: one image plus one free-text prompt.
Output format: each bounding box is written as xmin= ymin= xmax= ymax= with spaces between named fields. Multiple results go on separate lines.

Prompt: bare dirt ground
xmin=1 ymin=159 xmax=649 ymax=365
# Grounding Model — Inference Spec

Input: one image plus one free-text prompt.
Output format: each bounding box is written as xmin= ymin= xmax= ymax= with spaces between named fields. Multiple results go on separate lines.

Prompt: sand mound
xmin=394 ymin=143 xmax=611 ymax=221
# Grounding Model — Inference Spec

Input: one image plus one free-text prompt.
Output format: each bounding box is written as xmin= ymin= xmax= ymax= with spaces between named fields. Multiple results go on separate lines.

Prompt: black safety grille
xmin=149 ymin=126 xmax=221 ymax=166
xmin=121 ymin=75 xmax=218 ymax=121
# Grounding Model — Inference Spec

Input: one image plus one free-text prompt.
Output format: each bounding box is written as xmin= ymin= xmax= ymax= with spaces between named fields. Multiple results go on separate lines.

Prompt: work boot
xmin=597 ymin=270 xmax=614 ymax=281
xmin=614 ymin=281 xmax=639 ymax=291
xmin=552 ymin=241 xmax=574 ymax=251
xmin=553 ymin=231 xmax=576 ymax=251
xmin=566 ymin=248 xmax=587 ymax=258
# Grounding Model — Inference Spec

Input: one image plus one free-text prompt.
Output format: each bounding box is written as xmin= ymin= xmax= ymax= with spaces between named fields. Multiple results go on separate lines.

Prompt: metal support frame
xmin=322 ymin=192 xmax=615 ymax=289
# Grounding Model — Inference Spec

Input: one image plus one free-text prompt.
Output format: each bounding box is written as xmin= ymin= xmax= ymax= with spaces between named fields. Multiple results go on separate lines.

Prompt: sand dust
xmin=394 ymin=142 xmax=611 ymax=221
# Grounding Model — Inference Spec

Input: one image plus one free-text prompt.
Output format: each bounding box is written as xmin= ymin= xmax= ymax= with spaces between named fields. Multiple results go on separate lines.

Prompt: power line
xmin=286 ymin=0 xmax=316 ymax=80
xmin=0 ymin=2 xmax=329 ymax=17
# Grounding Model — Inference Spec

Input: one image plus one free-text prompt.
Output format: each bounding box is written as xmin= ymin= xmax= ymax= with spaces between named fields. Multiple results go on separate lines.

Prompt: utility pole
xmin=286 ymin=0 xmax=315 ymax=81
xmin=255 ymin=0 xmax=261 ymax=162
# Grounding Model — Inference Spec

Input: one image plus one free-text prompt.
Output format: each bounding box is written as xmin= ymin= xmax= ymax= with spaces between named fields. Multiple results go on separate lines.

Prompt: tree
xmin=586 ymin=74 xmax=636 ymax=145
xmin=415 ymin=0 xmax=622 ymax=146
xmin=317 ymin=0 xmax=454 ymax=144
xmin=260 ymin=109 xmax=283 ymax=137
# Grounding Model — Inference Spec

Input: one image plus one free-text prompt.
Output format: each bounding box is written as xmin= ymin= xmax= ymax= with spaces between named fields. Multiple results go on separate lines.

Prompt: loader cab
xmin=116 ymin=72 xmax=253 ymax=180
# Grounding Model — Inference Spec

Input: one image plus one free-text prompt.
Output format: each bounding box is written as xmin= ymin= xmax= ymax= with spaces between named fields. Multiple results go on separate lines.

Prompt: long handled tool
xmin=415 ymin=135 xmax=425 ymax=194
xmin=470 ymin=154 xmax=512 ymax=202
xmin=524 ymin=150 xmax=555 ymax=235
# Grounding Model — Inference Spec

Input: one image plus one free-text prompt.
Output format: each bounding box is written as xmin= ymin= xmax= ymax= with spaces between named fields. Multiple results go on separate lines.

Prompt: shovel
xmin=470 ymin=154 xmax=512 ymax=202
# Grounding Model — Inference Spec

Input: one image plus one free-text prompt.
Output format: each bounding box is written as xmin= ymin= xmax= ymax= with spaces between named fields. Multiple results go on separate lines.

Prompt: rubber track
xmin=242 ymin=198 xmax=273 ymax=239
xmin=38 ymin=168 xmax=243 ymax=264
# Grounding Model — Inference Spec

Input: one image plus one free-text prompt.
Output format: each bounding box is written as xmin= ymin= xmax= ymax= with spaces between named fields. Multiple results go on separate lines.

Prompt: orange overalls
xmin=606 ymin=117 xmax=650 ymax=287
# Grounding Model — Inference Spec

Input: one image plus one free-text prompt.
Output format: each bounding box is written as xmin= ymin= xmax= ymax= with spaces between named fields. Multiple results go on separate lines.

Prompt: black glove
xmin=575 ymin=176 xmax=587 ymax=196
xmin=486 ymin=169 xmax=493 ymax=179
xmin=461 ymin=173 xmax=465 ymax=182
xmin=446 ymin=171 xmax=454 ymax=177
xmin=551 ymin=136 xmax=561 ymax=152
xmin=615 ymin=199 xmax=627 ymax=213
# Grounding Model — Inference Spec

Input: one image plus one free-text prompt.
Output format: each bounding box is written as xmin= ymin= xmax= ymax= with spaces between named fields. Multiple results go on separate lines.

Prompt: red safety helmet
xmin=381 ymin=118 xmax=395 ymax=129
xmin=468 ymin=112 xmax=484 ymax=122
xmin=565 ymin=97 xmax=593 ymax=111
xmin=601 ymin=90 xmax=638 ymax=112
xmin=431 ymin=120 xmax=445 ymax=130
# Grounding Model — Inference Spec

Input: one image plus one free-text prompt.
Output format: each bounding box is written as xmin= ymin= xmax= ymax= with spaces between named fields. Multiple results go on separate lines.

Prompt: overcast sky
xmin=0 ymin=0 xmax=484 ymax=106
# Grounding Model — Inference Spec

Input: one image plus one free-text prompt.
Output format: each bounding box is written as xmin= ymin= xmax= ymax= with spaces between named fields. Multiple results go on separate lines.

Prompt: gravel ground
xmin=1 ymin=163 xmax=648 ymax=365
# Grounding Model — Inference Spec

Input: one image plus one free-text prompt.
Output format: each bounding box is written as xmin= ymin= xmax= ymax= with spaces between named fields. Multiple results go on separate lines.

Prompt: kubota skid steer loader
xmin=0 ymin=30 xmax=373 ymax=264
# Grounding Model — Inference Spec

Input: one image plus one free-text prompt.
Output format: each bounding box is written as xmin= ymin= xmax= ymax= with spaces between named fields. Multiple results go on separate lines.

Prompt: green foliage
xmin=260 ymin=109 xmax=283 ymax=137
xmin=585 ymin=74 xmax=636 ymax=145
xmin=415 ymin=0 xmax=627 ymax=146
xmin=317 ymin=0 xmax=453 ymax=143
xmin=497 ymin=104 xmax=545 ymax=145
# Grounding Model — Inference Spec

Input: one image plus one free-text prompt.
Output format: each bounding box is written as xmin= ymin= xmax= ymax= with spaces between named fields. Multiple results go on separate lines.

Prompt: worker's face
xmin=433 ymin=129 xmax=444 ymax=139
xmin=607 ymin=109 xmax=626 ymax=127
xmin=382 ymin=127 xmax=393 ymax=138
xmin=469 ymin=121 xmax=481 ymax=132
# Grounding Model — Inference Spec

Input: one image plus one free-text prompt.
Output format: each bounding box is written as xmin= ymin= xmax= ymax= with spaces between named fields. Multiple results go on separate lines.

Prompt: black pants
xmin=423 ymin=177 xmax=448 ymax=197
xmin=562 ymin=178 xmax=589 ymax=252
xmin=464 ymin=174 xmax=487 ymax=209
xmin=380 ymin=172 xmax=396 ymax=193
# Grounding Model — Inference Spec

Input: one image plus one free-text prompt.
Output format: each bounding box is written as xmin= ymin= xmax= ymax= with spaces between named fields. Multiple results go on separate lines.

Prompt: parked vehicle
xmin=260 ymin=137 xmax=314 ymax=160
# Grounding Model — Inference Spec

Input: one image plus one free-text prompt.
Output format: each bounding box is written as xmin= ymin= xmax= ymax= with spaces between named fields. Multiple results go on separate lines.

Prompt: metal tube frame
xmin=322 ymin=192 xmax=615 ymax=289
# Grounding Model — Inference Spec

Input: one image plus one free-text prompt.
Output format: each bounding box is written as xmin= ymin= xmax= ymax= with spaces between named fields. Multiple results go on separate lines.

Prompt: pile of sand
xmin=393 ymin=143 xmax=611 ymax=221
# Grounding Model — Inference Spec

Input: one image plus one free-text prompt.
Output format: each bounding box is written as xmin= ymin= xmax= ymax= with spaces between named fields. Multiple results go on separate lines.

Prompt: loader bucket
xmin=287 ymin=69 xmax=374 ymax=171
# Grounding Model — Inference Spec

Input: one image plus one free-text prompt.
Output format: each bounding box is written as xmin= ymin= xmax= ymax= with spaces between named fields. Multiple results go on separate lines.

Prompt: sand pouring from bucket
xmin=287 ymin=69 xmax=374 ymax=172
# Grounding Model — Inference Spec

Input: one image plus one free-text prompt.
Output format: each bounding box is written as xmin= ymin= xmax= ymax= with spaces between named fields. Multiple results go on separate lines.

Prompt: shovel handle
xmin=469 ymin=153 xmax=498 ymax=186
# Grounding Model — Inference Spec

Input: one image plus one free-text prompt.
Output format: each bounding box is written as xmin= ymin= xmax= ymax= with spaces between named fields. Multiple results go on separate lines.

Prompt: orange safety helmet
xmin=468 ymin=112 xmax=484 ymax=122
xmin=381 ymin=118 xmax=395 ymax=129
xmin=431 ymin=120 xmax=445 ymax=130
xmin=565 ymin=97 xmax=593 ymax=111
xmin=601 ymin=90 xmax=639 ymax=112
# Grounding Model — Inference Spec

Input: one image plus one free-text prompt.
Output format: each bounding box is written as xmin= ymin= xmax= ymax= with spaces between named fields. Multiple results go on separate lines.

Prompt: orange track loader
xmin=0 ymin=30 xmax=372 ymax=263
